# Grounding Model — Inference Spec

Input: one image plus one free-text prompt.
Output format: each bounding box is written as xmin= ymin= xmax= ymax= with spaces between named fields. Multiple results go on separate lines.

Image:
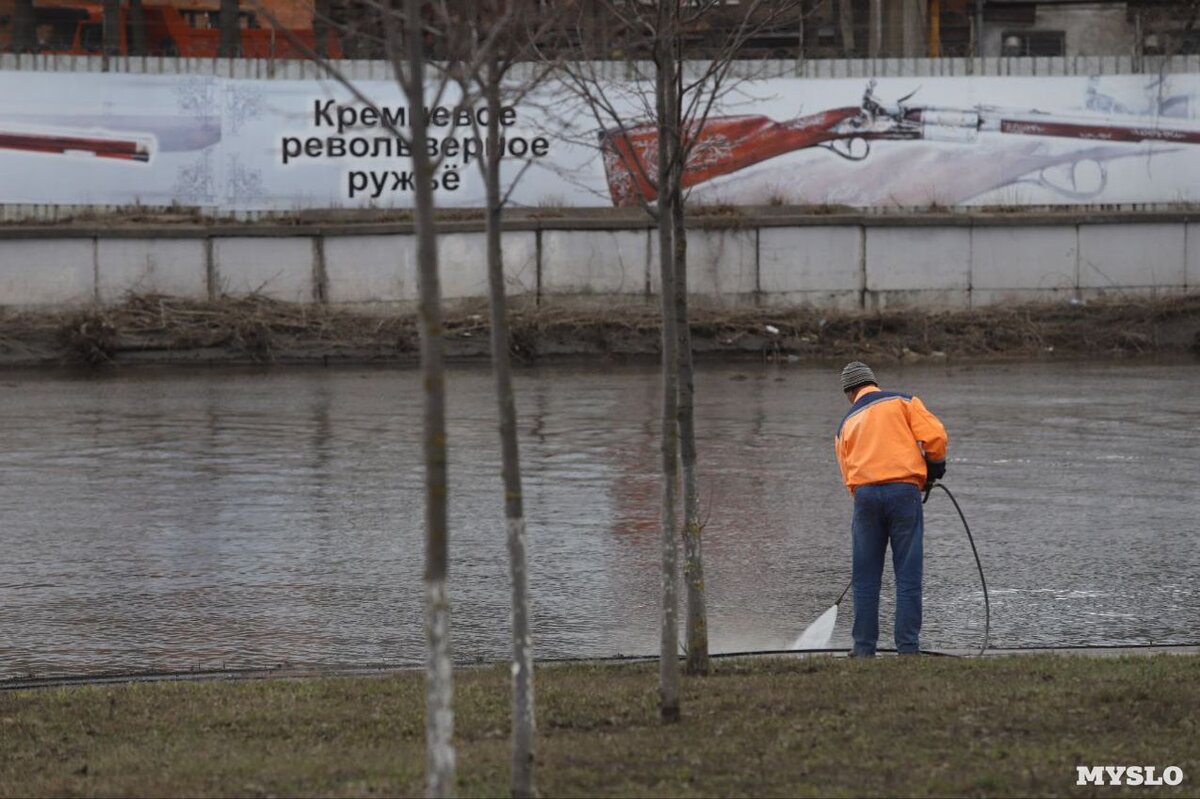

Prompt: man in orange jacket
xmin=834 ymin=361 xmax=948 ymax=657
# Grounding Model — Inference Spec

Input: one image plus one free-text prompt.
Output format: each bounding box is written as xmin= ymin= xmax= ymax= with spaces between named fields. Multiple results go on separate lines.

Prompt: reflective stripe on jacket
xmin=834 ymin=386 xmax=948 ymax=494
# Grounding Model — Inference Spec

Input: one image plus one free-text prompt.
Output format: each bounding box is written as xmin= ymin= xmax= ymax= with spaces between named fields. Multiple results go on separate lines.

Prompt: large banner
xmin=0 ymin=69 xmax=1198 ymax=210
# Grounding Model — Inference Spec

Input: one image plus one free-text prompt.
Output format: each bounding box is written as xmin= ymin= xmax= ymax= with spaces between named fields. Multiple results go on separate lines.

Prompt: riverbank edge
xmin=4 ymin=643 xmax=1198 ymax=692
xmin=2 ymin=292 xmax=1197 ymax=369
xmin=1 ymin=653 xmax=1196 ymax=797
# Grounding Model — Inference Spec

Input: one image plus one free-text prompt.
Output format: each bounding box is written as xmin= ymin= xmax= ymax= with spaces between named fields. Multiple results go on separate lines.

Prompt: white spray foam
xmin=791 ymin=603 xmax=839 ymax=650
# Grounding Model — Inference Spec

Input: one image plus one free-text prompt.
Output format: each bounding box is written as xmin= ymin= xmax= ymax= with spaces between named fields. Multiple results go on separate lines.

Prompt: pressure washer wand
xmin=835 ymin=579 xmax=851 ymax=607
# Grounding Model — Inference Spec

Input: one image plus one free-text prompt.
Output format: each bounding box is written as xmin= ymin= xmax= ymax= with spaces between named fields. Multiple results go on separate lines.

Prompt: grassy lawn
xmin=1 ymin=654 xmax=1197 ymax=797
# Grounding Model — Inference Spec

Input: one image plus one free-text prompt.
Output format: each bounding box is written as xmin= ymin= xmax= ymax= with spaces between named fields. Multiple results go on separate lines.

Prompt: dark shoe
xmin=848 ymin=649 xmax=876 ymax=659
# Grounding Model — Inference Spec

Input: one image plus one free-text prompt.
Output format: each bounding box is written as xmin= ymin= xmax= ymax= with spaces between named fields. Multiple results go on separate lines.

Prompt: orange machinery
xmin=19 ymin=1 xmax=341 ymax=58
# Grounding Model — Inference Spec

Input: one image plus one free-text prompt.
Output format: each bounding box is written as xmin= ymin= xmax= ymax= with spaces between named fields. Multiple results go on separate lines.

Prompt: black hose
xmin=823 ymin=483 xmax=991 ymax=656
xmin=924 ymin=482 xmax=991 ymax=655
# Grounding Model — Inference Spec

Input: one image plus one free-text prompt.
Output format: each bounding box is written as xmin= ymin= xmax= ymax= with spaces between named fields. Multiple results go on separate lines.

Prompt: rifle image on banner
xmin=599 ymin=80 xmax=1200 ymax=207
xmin=0 ymin=128 xmax=153 ymax=162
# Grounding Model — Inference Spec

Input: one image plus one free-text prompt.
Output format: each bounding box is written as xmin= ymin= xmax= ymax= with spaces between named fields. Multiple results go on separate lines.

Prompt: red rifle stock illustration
xmin=0 ymin=114 xmax=225 ymax=165
xmin=599 ymin=80 xmax=1200 ymax=207
xmin=0 ymin=128 xmax=153 ymax=162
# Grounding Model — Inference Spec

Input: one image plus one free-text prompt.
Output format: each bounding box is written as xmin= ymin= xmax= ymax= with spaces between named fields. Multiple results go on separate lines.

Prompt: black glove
xmin=924 ymin=458 xmax=946 ymax=491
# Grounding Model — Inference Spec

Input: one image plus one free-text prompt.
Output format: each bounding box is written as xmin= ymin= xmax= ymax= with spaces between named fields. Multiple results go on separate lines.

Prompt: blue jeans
xmin=851 ymin=482 xmax=924 ymax=656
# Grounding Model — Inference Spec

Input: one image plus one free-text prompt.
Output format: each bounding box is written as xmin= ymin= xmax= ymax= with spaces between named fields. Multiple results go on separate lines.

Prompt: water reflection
xmin=0 ymin=359 xmax=1197 ymax=678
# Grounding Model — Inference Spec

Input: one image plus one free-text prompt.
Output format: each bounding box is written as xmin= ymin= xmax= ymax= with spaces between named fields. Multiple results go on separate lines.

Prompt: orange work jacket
xmin=835 ymin=385 xmax=948 ymax=494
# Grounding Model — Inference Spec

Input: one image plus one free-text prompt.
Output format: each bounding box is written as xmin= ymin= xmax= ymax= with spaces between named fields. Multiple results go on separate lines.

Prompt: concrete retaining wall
xmin=0 ymin=213 xmax=1194 ymax=312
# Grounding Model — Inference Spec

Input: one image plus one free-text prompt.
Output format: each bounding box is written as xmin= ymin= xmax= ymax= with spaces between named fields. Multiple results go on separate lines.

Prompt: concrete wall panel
xmin=541 ymin=230 xmax=650 ymax=296
xmin=866 ymin=289 xmax=970 ymax=310
xmin=323 ymin=234 xmax=414 ymax=304
xmin=213 ymin=237 xmax=314 ymax=302
xmin=971 ymin=226 xmax=1077 ymax=290
xmin=97 ymin=238 xmax=208 ymax=303
xmin=759 ymin=227 xmax=861 ymax=295
xmin=972 ymin=288 xmax=1075 ymax=307
xmin=0 ymin=239 xmax=95 ymax=307
xmin=1079 ymin=224 xmax=1185 ymax=289
xmin=866 ymin=227 xmax=970 ymax=291
xmin=1078 ymin=285 xmax=1189 ymax=302
xmin=440 ymin=232 xmax=538 ymax=301
xmin=760 ymin=290 xmax=861 ymax=310
xmin=1189 ymin=223 xmax=1200 ymax=290
xmin=649 ymin=229 xmax=757 ymax=298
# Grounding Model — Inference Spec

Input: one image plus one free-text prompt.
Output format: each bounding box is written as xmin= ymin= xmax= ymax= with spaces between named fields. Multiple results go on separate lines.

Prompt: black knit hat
xmin=840 ymin=361 xmax=877 ymax=393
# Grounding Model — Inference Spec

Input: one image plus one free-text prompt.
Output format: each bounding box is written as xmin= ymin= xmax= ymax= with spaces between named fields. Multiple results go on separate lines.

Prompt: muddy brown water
xmin=1 ymin=359 xmax=1197 ymax=678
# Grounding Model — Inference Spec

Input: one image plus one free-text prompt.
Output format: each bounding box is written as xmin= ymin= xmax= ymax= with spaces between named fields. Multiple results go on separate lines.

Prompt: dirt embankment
xmin=1 ymin=293 xmax=1198 ymax=368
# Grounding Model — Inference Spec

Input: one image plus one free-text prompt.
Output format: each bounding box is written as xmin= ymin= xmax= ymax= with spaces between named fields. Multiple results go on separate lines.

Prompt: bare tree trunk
xmin=928 ymin=0 xmax=941 ymax=57
xmin=869 ymin=0 xmax=882 ymax=57
xmin=549 ymin=0 xmax=803 ymax=715
xmin=219 ymin=0 xmax=241 ymax=58
xmin=335 ymin=0 xmax=359 ymax=59
xmin=482 ymin=60 xmax=536 ymax=799
xmin=673 ymin=181 xmax=707 ymax=677
xmin=346 ymin=0 xmax=370 ymax=60
xmin=901 ymin=0 xmax=924 ymax=57
xmin=10 ymin=0 xmax=35 ymax=52
xmin=667 ymin=2 xmax=706 ymax=674
xmin=655 ymin=3 xmax=681 ymax=725
xmin=129 ymin=0 xmax=148 ymax=56
xmin=797 ymin=0 xmax=806 ymax=60
xmin=837 ymin=0 xmax=856 ymax=56
xmin=103 ymin=0 xmax=120 ymax=57
xmin=401 ymin=0 xmax=454 ymax=794
xmin=313 ymin=0 xmax=330 ymax=58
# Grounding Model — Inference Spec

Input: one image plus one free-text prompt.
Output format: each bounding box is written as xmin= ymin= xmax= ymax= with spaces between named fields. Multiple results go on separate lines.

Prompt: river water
xmin=1 ymin=359 xmax=1197 ymax=678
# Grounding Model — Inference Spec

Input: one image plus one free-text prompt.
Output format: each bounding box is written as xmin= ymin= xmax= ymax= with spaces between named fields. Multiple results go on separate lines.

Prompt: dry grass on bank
xmin=0 ymin=292 xmax=1197 ymax=367
xmin=1 ymin=654 xmax=1197 ymax=797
